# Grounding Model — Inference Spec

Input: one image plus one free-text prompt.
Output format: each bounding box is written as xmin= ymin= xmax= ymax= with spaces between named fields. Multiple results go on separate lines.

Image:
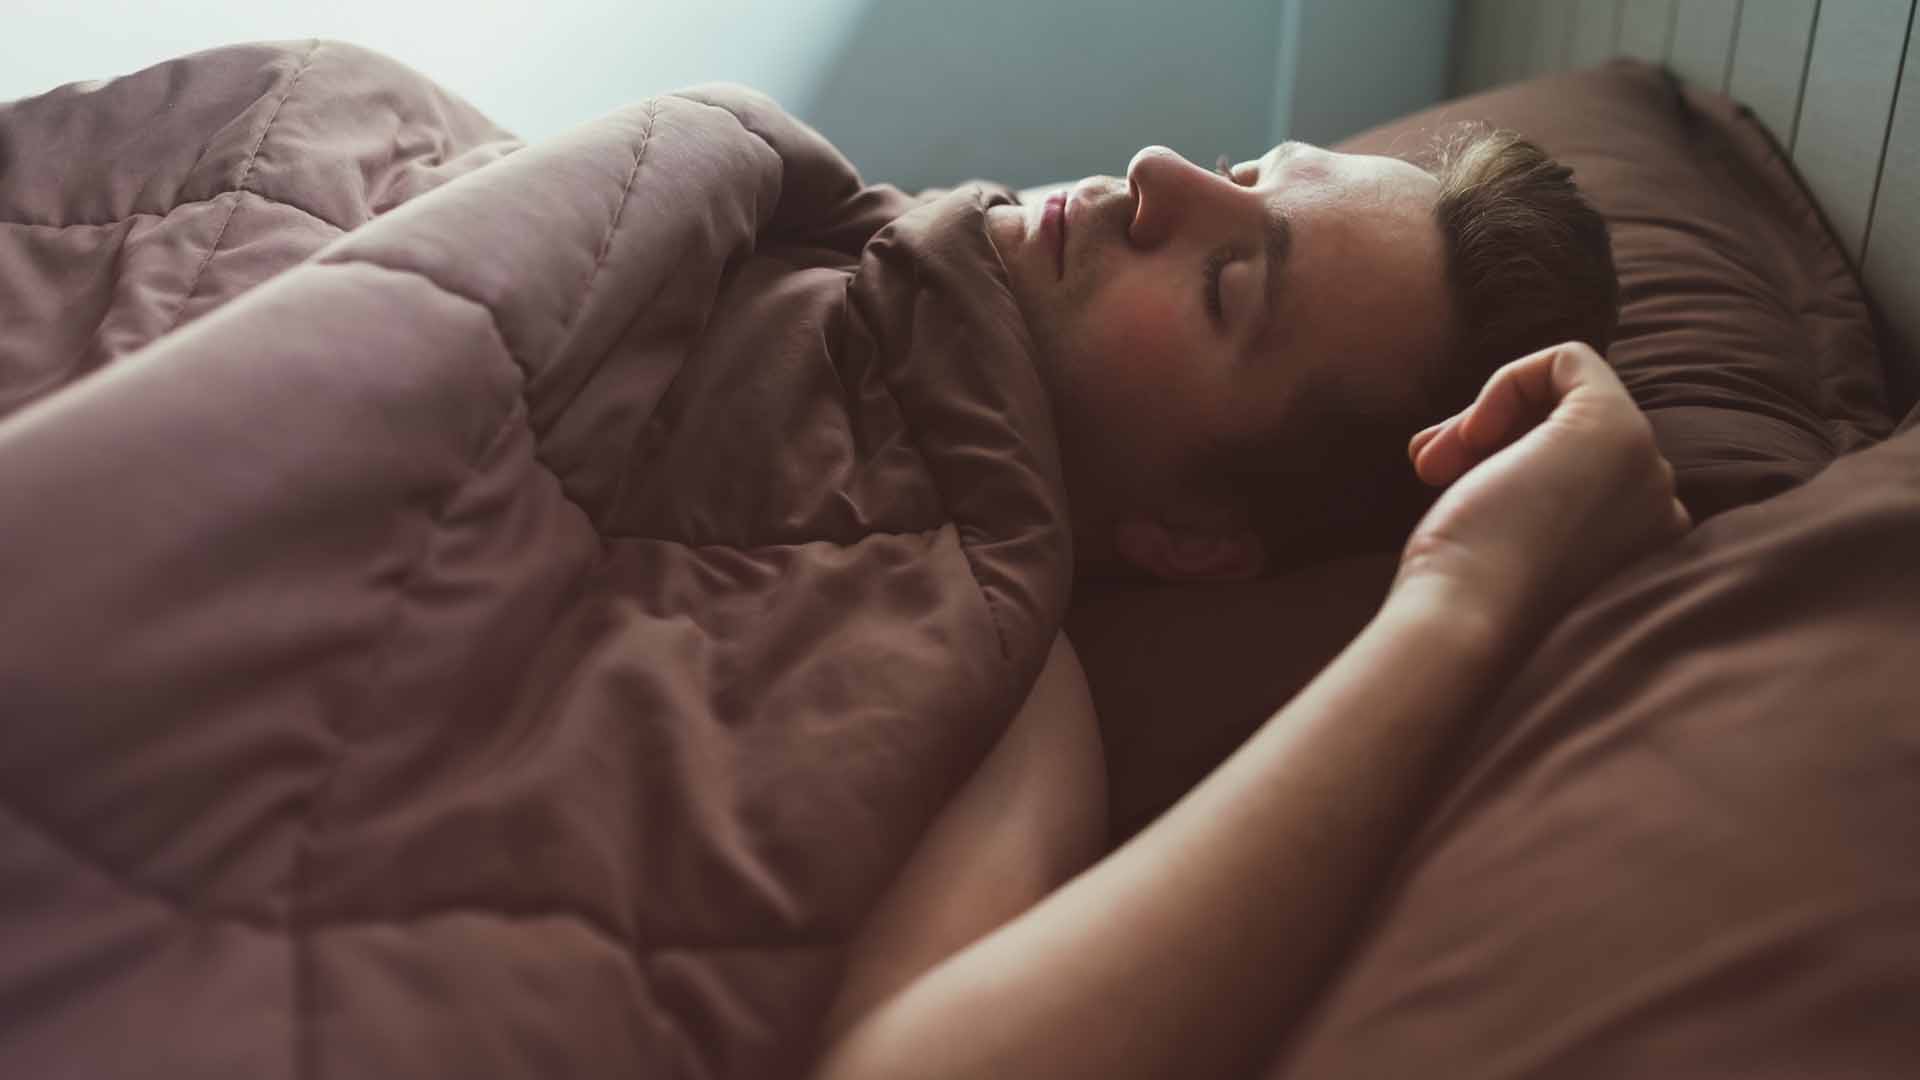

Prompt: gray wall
xmin=2 ymin=0 xmax=1457 ymax=194
xmin=1281 ymin=0 xmax=1457 ymax=147
xmin=802 ymin=0 xmax=1281 ymax=191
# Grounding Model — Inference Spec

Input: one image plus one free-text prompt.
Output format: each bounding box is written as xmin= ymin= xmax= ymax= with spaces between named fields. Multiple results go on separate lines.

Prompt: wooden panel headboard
xmin=1453 ymin=0 xmax=1920 ymax=376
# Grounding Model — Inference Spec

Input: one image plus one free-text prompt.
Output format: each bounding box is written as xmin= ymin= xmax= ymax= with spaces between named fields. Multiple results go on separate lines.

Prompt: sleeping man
xmin=0 ymin=49 xmax=1690 ymax=1080
xmin=814 ymin=133 xmax=1690 ymax=1077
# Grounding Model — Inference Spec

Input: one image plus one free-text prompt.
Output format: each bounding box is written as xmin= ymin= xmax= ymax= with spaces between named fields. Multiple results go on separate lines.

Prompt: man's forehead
xmin=1252 ymin=141 xmax=1433 ymax=179
xmin=1257 ymin=179 xmax=1448 ymax=402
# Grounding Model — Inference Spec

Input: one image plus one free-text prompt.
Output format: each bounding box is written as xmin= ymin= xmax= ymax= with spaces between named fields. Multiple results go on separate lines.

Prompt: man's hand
xmin=1397 ymin=341 xmax=1691 ymax=638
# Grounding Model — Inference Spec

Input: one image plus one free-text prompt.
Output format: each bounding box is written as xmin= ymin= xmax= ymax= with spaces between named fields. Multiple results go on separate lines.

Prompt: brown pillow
xmin=1076 ymin=59 xmax=1896 ymax=842
xmin=1340 ymin=59 xmax=1894 ymax=520
xmin=1270 ymin=348 xmax=1920 ymax=1080
xmin=1066 ymin=553 xmax=1397 ymax=840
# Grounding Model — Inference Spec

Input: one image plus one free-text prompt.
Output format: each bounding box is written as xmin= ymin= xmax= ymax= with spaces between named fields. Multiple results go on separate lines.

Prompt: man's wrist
xmin=1379 ymin=567 xmax=1523 ymax=673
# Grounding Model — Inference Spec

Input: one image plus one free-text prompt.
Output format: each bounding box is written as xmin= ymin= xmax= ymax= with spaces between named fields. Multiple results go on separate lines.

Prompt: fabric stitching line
xmin=602 ymin=94 xmax=798 ymax=546
xmin=539 ymin=224 xmax=685 ymax=460
xmin=560 ymin=99 xmax=660 ymax=340
xmin=669 ymin=92 xmax=778 ymax=167
xmin=309 ymin=258 xmax=602 ymax=553
xmin=592 ymin=87 xmax=815 ymax=470
xmin=553 ymin=98 xmax=658 ymax=364
xmin=0 ymin=775 xmax=843 ymax=953
xmin=0 ymin=188 xmax=347 ymax=236
xmin=50 ymin=189 xmax=344 ymax=394
xmin=558 ymin=99 xmax=658 ymax=535
xmin=560 ymin=97 xmax=660 ymax=530
xmin=158 ymin=40 xmax=321 ymax=342
xmin=0 ymin=785 xmax=213 ymax=922
xmin=166 ymin=41 xmax=310 ymax=207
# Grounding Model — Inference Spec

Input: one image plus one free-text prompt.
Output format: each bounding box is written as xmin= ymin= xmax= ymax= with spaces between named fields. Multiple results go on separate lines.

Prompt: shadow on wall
xmin=800 ymin=0 xmax=1279 ymax=192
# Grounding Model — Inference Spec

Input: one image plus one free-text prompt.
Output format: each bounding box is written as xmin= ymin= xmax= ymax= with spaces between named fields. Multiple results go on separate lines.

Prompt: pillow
xmin=1076 ymin=59 xmax=1896 ymax=842
xmin=1268 ymin=313 xmax=1920 ymax=1080
xmin=1340 ymin=59 xmax=1895 ymax=518
xmin=1066 ymin=553 xmax=1396 ymax=839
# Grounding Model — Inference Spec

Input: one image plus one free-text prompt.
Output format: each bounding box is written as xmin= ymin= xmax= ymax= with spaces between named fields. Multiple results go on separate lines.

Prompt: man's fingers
xmin=1459 ymin=346 xmax=1563 ymax=453
xmin=1411 ymin=343 xmax=1616 ymax=488
xmin=1408 ymin=422 xmax=1444 ymax=461
xmin=1411 ymin=416 xmax=1469 ymax=485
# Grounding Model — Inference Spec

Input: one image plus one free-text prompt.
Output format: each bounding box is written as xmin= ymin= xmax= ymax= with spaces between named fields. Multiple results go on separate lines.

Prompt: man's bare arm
xmin=813 ymin=575 xmax=1512 ymax=1079
xmin=813 ymin=342 xmax=1686 ymax=1080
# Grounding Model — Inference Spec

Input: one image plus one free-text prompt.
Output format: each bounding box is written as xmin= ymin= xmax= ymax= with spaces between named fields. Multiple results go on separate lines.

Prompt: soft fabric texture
xmin=1268 ymin=379 xmax=1920 ymax=1079
xmin=0 ymin=40 xmax=1069 ymax=1079
xmin=1066 ymin=552 xmax=1395 ymax=840
xmin=1078 ymin=58 xmax=1901 ymax=844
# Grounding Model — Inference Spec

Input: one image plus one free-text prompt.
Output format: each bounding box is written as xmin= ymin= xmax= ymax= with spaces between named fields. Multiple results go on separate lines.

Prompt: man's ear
xmin=1113 ymin=516 xmax=1266 ymax=582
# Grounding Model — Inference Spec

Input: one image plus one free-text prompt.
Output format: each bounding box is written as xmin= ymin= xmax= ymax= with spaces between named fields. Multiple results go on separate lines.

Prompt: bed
xmin=4 ymin=5 xmax=1920 ymax=1076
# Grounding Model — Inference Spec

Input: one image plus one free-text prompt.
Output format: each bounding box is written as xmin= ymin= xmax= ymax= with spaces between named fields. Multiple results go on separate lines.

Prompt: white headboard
xmin=1453 ymin=0 xmax=1919 ymax=379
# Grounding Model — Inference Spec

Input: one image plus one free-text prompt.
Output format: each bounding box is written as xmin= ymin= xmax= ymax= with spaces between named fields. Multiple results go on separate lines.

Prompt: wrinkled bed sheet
xmin=0 ymin=40 xmax=1069 ymax=1079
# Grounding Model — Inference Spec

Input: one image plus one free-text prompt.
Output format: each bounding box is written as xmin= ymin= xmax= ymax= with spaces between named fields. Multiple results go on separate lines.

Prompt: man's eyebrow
xmin=1261 ymin=203 xmax=1292 ymax=336
xmin=1251 ymin=141 xmax=1300 ymax=343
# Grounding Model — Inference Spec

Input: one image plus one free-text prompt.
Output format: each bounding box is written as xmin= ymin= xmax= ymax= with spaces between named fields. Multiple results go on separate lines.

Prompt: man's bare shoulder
xmin=825 ymin=633 xmax=1106 ymax=1040
xmin=1009 ymin=632 xmax=1106 ymax=863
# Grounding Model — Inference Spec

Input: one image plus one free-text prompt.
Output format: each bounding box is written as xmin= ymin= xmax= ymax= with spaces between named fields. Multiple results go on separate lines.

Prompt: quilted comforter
xmin=0 ymin=40 xmax=1070 ymax=1078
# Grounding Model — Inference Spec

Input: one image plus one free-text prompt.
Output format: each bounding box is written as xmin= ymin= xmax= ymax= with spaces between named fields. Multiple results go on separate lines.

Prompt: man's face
xmin=986 ymin=141 xmax=1451 ymax=556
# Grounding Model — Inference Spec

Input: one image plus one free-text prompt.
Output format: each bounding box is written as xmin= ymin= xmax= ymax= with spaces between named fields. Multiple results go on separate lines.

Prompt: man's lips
xmin=1042 ymin=191 xmax=1068 ymax=278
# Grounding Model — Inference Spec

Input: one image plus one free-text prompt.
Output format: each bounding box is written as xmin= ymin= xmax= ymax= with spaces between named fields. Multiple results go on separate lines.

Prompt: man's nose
xmin=1126 ymin=145 xmax=1228 ymax=249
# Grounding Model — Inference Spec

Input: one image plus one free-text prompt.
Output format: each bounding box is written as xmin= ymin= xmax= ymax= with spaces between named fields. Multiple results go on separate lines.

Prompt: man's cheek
xmin=1089 ymin=297 xmax=1183 ymax=368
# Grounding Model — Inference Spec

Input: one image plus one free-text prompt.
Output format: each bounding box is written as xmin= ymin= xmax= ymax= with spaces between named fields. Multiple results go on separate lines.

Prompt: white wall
xmin=0 ymin=0 xmax=871 ymax=144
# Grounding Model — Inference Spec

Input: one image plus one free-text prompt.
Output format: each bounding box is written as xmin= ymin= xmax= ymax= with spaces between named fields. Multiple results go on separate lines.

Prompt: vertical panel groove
xmin=1671 ymin=0 xmax=1745 ymax=91
xmin=1863 ymin=0 xmax=1920 ymax=399
xmin=1792 ymin=0 xmax=1913 ymax=257
xmin=1728 ymin=0 xmax=1822 ymax=143
xmin=1664 ymin=0 xmax=1683 ymax=60
xmin=1534 ymin=0 xmax=1580 ymax=73
xmin=1731 ymin=1 xmax=1749 ymax=93
xmin=1789 ymin=0 xmax=1825 ymax=149
xmin=1861 ymin=0 xmax=1920 ymax=261
xmin=1569 ymin=0 xmax=1626 ymax=66
xmin=1723 ymin=0 xmax=1746 ymax=90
